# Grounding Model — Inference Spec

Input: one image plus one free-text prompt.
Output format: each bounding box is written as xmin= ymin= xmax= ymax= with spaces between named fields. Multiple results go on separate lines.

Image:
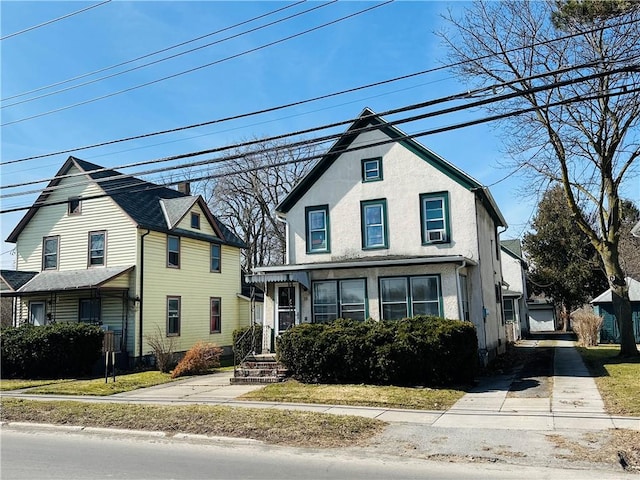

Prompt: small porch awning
xmin=245 ymin=271 xmax=310 ymax=290
xmin=3 ymin=265 xmax=134 ymax=296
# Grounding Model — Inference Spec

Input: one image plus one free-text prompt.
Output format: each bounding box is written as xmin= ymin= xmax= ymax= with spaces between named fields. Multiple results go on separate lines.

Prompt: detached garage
xmin=591 ymin=277 xmax=640 ymax=343
xmin=527 ymin=301 xmax=556 ymax=332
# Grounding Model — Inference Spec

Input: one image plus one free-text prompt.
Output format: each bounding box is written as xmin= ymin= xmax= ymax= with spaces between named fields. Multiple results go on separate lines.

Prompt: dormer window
xmin=191 ymin=212 xmax=200 ymax=230
xmin=68 ymin=197 xmax=81 ymax=215
xmin=362 ymin=157 xmax=383 ymax=182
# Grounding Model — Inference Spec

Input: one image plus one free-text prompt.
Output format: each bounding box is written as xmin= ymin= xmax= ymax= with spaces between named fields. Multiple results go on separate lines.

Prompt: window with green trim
xmin=361 ymin=199 xmax=388 ymax=249
xmin=361 ymin=157 xmax=383 ymax=182
xmin=306 ymin=205 xmax=330 ymax=253
xmin=420 ymin=192 xmax=450 ymax=244
xmin=379 ymin=275 xmax=441 ymax=320
xmin=312 ymin=279 xmax=367 ymax=323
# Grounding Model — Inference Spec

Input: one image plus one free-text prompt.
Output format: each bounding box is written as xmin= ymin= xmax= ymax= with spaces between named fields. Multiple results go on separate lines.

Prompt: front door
xmin=276 ymin=285 xmax=297 ymax=334
xmin=29 ymin=301 xmax=46 ymax=326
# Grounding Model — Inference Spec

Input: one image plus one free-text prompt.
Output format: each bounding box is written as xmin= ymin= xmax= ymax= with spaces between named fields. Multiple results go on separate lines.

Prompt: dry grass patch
xmin=239 ymin=379 xmax=465 ymax=410
xmin=0 ymin=398 xmax=385 ymax=448
xmin=577 ymin=346 xmax=640 ymax=416
xmin=23 ymin=371 xmax=175 ymax=396
xmin=547 ymin=430 xmax=640 ymax=472
xmin=0 ymin=379 xmax=73 ymax=391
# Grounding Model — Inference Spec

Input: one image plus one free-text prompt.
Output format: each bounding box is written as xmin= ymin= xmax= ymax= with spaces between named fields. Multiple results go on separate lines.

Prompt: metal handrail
xmin=233 ymin=325 xmax=261 ymax=373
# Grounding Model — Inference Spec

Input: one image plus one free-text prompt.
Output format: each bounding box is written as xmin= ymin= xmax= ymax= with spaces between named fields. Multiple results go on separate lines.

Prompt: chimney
xmin=177 ymin=182 xmax=191 ymax=195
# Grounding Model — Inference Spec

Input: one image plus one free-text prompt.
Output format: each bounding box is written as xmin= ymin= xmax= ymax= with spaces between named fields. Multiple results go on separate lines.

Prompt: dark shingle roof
xmin=18 ymin=266 xmax=133 ymax=293
xmin=0 ymin=270 xmax=39 ymax=291
xmin=501 ymin=239 xmax=523 ymax=259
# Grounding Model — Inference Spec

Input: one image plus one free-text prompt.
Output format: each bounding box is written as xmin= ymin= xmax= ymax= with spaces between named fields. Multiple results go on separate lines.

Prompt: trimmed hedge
xmin=232 ymin=324 xmax=263 ymax=361
xmin=276 ymin=316 xmax=478 ymax=386
xmin=1 ymin=323 xmax=104 ymax=379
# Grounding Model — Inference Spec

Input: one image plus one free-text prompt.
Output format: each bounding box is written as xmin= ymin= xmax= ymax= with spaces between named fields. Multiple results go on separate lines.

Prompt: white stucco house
xmin=500 ymin=239 xmax=529 ymax=341
xmin=246 ymin=108 xmax=509 ymax=363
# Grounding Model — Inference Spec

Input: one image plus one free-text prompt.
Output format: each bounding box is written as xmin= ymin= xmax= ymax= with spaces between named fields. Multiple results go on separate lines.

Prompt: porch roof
xmin=244 ymin=271 xmax=310 ymax=290
xmin=0 ymin=270 xmax=39 ymax=292
xmin=14 ymin=265 xmax=134 ymax=294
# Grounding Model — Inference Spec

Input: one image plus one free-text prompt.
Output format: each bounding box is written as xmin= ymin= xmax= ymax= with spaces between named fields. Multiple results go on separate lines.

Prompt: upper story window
xmin=305 ymin=205 xmax=330 ymax=254
xmin=210 ymin=243 xmax=221 ymax=272
xmin=191 ymin=212 xmax=200 ymax=229
xmin=167 ymin=296 xmax=181 ymax=336
xmin=380 ymin=275 xmax=442 ymax=320
xmin=88 ymin=231 xmax=106 ymax=267
xmin=42 ymin=236 xmax=59 ymax=270
xmin=68 ymin=197 xmax=82 ymax=215
xmin=503 ymin=297 xmax=515 ymax=323
xmin=361 ymin=199 xmax=388 ymax=249
xmin=167 ymin=235 xmax=180 ymax=268
xmin=420 ymin=192 xmax=450 ymax=244
xmin=361 ymin=157 xmax=383 ymax=182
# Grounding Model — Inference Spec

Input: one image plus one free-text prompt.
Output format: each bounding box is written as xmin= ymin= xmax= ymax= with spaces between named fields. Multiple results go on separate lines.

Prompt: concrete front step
xmin=230 ymin=376 xmax=283 ymax=385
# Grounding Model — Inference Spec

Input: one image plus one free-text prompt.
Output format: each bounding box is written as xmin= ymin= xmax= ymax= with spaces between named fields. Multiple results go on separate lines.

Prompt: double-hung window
xmin=167 ymin=296 xmax=181 ymax=336
xmin=43 ymin=236 xmax=59 ymax=270
xmin=79 ymin=298 xmax=101 ymax=323
xmin=420 ymin=192 xmax=450 ymax=244
xmin=361 ymin=157 xmax=382 ymax=182
xmin=210 ymin=244 xmax=221 ymax=272
xmin=210 ymin=297 xmax=221 ymax=333
xmin=380 ymin=275 xmax=442 ymax=320
xmin=88 ymin=231 xmax=106 ymax=266
xmin=167 ymin=236 xmax=180 ymax=268
xmin=361 ymin=199 xmax=388 ymax=249
xmin=306 ymin=205 xmax=330 ymax=253
xmin=503 ymin=298 xmax=515 ymax=323
xmin=312 ymin=279 xmax=367 ymax=323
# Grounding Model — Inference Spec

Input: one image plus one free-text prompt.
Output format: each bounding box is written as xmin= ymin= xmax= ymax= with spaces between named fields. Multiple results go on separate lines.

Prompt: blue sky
xmin=2 ymin=1 xmax=634 ymax=270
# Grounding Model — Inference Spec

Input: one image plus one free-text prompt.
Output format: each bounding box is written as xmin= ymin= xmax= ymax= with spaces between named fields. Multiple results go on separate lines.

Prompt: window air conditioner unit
xmin=428 ymin=230 xmax=445 ymax=242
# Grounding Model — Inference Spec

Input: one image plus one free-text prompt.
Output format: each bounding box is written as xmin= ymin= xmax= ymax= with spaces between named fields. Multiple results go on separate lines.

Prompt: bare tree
xmin=201 ymin=138 xmax=317 ymax=272
xmin=440 ymin=1 xmax=639 ymax=355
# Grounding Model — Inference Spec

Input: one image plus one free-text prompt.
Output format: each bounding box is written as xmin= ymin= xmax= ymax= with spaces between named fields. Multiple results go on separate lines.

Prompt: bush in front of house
xmin=232 ymin=324 xmax=263 ymax=361
xmin=0 ymin=322 xmax=104 ymax=379
xmin=276 ymin=316 xmax=478 ymax=386
xmin=171 ymin=342 xmax=223 ymax=378
xmin=571 ymin=306 xmax=604 ymax=347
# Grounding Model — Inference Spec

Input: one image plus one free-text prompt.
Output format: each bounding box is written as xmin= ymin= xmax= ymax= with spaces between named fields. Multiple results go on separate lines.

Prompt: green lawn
xmin=577 ymin=346 xmax=640 ymax=416
xmin=239 ymin=379 xmax=465 ymax=410
xmin=0 ymin=379 xmax=73 ymax=391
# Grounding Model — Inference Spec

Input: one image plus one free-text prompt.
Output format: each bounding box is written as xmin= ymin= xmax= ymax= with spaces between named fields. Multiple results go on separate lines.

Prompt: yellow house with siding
xmin=2 ymin=156 xmax=249 ymax=366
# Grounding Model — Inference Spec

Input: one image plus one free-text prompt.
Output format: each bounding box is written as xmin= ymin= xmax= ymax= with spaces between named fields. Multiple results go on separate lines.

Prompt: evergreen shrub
xmin=276 ymin=316 xmax=478 ymax=386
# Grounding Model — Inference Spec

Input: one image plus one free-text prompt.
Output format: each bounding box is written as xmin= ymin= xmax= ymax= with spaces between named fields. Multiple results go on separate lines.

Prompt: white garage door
xmin=529 ymin=308 xmax=555 ymax=332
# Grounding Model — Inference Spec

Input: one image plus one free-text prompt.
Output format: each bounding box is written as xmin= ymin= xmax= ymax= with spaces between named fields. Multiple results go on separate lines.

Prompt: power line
xmin=2 ymin=67 xmax=637 ymax=208
xmin=0 ymin=0 xmax=111 ymax=41
xmin=2 ymin=1 xmax=334 ymax=108
xmin=3 ymin=14 xmax=637 ymax=166
xmin=3 ymin=84 xmax=637 ymax=216
xmin=0 ymin=0 xmax=393 ymax=127
xmin=3 ymin=59 xmax=627 ymax=192
xmin=1 ymin=1 xmax=306 ymax=102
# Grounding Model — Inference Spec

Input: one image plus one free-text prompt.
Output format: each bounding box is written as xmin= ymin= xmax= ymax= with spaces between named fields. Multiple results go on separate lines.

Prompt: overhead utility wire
xmin=1 ymin=59 xmax=624 ymax=191
xmin=2 ymin=1 xmax=334 ymax=108
xmin=3 ymin=15 xmax=637 ymax=166
xmin=2 ymin=84 xmax=637 ymax=215
xmin=0 ymin=0 xmax=111 ymax=41
xmin=0 ymin=0 xmax=393 ymax=127
xmin=3 ymin=62 xmax=636 ymax=196
xmin=1 ymin=1 xmax=305 ymax=102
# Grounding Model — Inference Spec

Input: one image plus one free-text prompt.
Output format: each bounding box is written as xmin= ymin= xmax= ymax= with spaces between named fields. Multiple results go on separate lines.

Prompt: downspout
xmin=275 ymin=213 xmax=289 ymax=265
xmin=138 ymin=229 xmax=150 ymax=361
xmin=455 ymin=260 xmax=466 ymax=321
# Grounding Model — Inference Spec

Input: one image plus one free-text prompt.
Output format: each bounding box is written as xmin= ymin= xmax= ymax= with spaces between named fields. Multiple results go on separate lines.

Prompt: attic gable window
xmin=68 ymin=197 xmax=82 ymax=215
xmin=191 ymin=212 xmax=200 ymax=229
xmin=420 ymin=192 xmax=450 ymax=244
xmin=362 ymin=157 xmax=383 ymax=182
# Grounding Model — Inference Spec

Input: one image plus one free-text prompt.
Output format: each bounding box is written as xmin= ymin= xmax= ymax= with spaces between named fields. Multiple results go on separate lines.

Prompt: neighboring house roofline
xmin=275 ymin=107 xmax=506 ymax=227
xmin=500 ymin=243 xmax=528 ymax=268
xmin=0 ymin=270 xmax=39 ymax=291
xmin=591 ymin=277 xmax=640 ymax=303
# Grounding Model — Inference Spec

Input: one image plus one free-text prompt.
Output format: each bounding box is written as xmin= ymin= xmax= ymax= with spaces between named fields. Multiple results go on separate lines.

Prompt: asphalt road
xmin=0 ymin=426 xmax=628 ymax=480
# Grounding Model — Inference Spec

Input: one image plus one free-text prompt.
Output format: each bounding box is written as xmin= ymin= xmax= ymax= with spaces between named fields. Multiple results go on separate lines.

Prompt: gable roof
xmin=0 ymin=270 xmax=39 ymax=291
xmin=276 ymin=108 xmax=506 ymax=227
xmin=501 ymin=239 xmax=523 ymax=258
xmin=591 ymin=277 xmax=640 ymax=303
xmin=6 ymin=157 xmax=245 ymax=248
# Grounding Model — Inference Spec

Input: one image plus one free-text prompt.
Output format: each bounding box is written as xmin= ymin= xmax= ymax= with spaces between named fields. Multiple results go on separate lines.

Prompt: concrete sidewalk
xmin=2 ymin=340 xmax=639 ymax=431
